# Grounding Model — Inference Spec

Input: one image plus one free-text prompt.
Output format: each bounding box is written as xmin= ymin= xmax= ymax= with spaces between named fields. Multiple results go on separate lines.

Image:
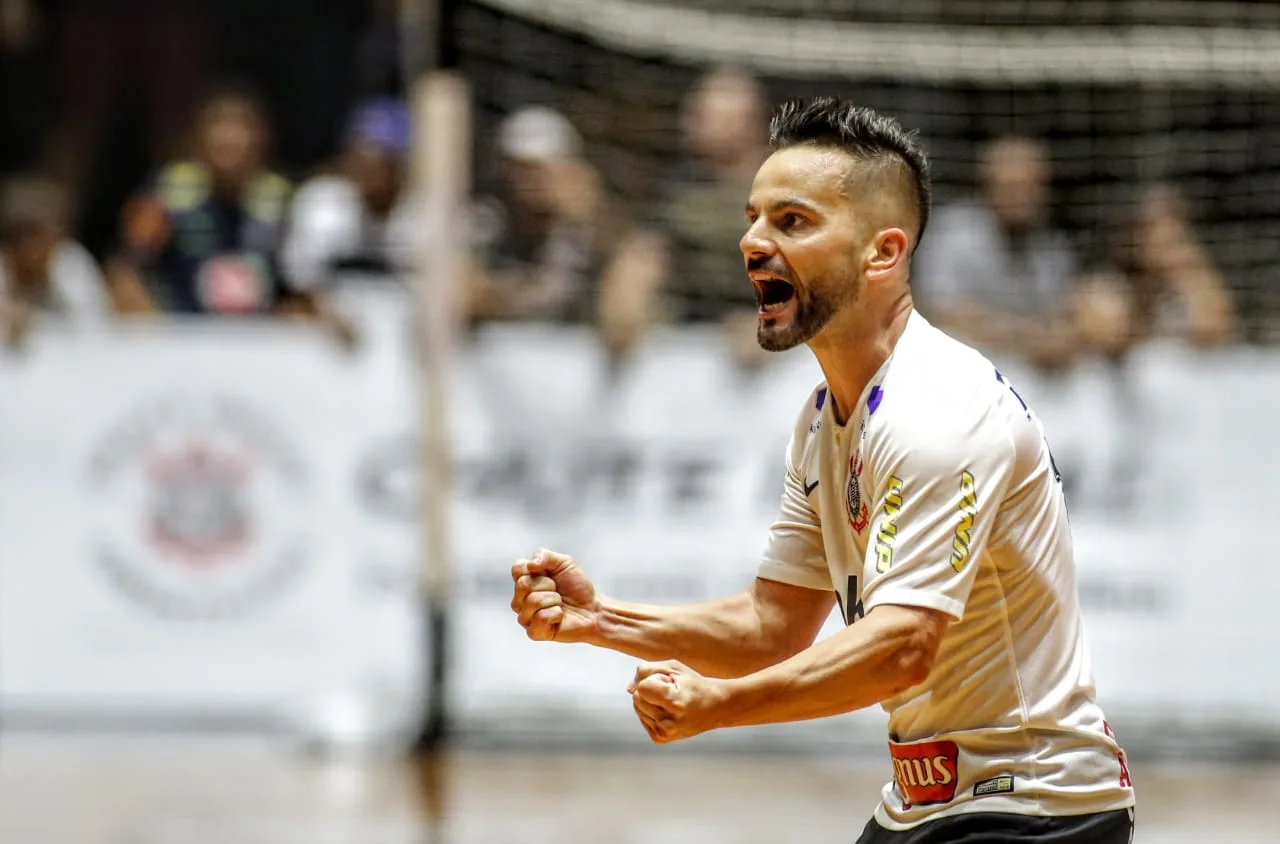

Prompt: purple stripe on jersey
xmin=867 ymin=386 xmax=884 ymax=415
xmin=816 ymin=388 xmax=827 ymax=410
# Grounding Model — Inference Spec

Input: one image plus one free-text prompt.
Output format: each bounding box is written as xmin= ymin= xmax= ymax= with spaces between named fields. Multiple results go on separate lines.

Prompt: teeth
xmin=761 ymin=300 xmax=789 ymax=315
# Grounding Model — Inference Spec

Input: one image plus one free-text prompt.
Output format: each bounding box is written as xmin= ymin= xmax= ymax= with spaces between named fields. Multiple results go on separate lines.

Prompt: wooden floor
xmin=0 ymin=738 xmax=1276 ymax=843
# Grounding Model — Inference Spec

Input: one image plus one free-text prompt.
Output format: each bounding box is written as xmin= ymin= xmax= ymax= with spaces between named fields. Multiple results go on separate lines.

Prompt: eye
xmin=778 ymin=212 xmax=803 ymax=232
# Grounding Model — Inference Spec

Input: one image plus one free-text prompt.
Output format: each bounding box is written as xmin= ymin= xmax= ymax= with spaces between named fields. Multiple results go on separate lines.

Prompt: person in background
xmin=467 ymin=105 xmax=663 ymax=361
xmin=1076 ymin=182 xmax=1236 ymax=357
xmin=656 ymin=66 xmax=773 ymax=368
xmin=282 ymin=98 xmax=415 ymax=291
xmin=1070 ymin=183 xmax=1237 ymax=513
xmin=107 ymin=86 xmax=292 ymax=317
xmin=0 ymin=175 xmax=112 ymax=349
xmin=913 ymin=136 xmax=1079 ymax=376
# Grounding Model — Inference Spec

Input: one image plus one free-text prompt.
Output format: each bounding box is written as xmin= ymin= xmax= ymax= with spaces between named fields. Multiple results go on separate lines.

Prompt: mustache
xmin=746 ymin=256 xmax=795 ymax=281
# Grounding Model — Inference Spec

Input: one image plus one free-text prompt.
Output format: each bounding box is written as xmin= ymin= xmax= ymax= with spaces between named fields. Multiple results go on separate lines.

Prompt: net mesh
xmin=454 ymin=0 xmax=1280 ymax=342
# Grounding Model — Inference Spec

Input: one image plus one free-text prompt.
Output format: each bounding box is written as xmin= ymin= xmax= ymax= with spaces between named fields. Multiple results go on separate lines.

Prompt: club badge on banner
xmin=0 ymin=322 xmax=426 ymax=747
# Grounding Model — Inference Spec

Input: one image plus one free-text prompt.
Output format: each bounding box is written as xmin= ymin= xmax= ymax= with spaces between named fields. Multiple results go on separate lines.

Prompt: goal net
xmin=436 ymin=0 xmax=1280 ymax=753
xmin=453 ymin=0 xmax=1280 ymax=342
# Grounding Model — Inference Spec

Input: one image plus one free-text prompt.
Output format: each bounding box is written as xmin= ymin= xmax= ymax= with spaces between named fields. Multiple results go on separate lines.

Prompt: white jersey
xmin=758 ymin=311 xmax=1135 ymax=829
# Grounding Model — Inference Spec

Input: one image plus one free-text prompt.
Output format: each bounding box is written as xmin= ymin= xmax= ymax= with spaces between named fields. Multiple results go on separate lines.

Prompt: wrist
xmin=576 ymin=595 xmax=616 ymax=648
xmin=716 ymin=671 xmax=767 ymax=730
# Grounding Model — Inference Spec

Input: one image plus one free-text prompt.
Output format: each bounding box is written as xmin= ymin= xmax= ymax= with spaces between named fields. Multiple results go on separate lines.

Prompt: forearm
xmin=721 ymin=608 xmax=931 ymax=727
xmin=586 ymin=591 xmax=794 ymax=679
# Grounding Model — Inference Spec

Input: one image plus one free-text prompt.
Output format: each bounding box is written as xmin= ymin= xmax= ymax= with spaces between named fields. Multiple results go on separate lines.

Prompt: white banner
xmin=2 ymin=310 xmax=1277 ymax=751
xmin=0 ymin=317 xmax=427 ymax=747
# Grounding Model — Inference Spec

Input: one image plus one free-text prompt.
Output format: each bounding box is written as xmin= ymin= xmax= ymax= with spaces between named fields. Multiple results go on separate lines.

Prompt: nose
xmin=739 ymin=219 xmax=776 ymax=264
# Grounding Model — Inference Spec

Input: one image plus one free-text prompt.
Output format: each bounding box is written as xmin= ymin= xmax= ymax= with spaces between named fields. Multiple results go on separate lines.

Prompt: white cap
xmin=497 ymin=106 xmax=583 ymax=162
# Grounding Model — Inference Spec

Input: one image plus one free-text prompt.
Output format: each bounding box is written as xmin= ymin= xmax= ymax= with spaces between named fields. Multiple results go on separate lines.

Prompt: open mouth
xmin=755 ymin=277 xmax=797 ymax=316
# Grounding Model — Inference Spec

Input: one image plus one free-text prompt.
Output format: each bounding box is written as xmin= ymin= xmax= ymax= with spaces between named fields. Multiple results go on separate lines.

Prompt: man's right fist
xmin=510 ymin=549 xmax=600 ymax=643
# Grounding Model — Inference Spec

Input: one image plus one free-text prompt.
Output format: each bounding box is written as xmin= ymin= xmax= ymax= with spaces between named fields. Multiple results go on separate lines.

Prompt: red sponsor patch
xmin=889 ymin=739 xmax=960 ymax=808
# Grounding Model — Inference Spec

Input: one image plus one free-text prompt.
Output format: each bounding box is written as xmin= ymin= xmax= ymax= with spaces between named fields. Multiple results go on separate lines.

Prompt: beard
xmin=757 ymin=279 xmax=857 ymax=352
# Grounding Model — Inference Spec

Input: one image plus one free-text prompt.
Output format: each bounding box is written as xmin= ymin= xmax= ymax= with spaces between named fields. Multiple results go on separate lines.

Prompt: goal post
xmin=407 ymin=21 xmax=471 ymax=750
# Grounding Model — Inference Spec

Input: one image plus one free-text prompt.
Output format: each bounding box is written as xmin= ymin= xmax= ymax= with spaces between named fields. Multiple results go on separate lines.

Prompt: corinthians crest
xmin=847 ymin=452 xmax=869 ymax=533
xmin=87 ymin=396 xmax=309 ymax=619
xmin=146 ymin=441 xmax=252 ymax=563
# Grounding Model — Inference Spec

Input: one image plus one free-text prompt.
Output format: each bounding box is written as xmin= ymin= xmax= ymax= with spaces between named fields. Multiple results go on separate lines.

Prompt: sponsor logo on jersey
xmin=846 ymin=454 xmax=869 ymax=532
xmin=950 ymin=470 xmax=978 ymax=572
xmin=889 ymin=739 xmax=959 ymax=808
xmin=803 ymin=478 xmax=820 ymax=497
xmin=973 ymin=775 xmax=1015 ymax=798
xmin=875 ymin=476 xmax=904 ymax=572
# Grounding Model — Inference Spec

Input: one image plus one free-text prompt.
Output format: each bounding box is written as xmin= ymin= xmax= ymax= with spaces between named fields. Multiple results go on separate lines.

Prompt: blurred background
xmin=1 ymin=0 xmax=1279 ymax=842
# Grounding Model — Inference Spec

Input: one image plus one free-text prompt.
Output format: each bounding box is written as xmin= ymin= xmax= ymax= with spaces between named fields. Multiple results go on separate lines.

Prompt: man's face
xmin=347 ymin=144 xmax=402 ymax=215
xmin=504 ymin=158 xmax=558 ymax=214
xmin=740 ymin=146 xmax=866 ymax=351
xmin=202 ymin=101 xmax=263 ymax=185
xmin=984 ymin=141 xmax=1048 ymax=229
xmin=686 ymin=73 xmax=762 ymax=164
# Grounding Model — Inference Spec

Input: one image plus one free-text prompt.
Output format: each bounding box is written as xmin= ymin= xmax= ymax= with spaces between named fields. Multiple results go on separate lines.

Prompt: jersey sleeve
xmin=757 ymin=430 xmax=830 ymax=591
xmin=860 ymin=413 xmax=1016 ymax=620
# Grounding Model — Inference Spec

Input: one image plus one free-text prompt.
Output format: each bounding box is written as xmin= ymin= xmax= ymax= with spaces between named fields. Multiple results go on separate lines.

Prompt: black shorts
xmin=856 ymin=808 xmax=1134 ymax=844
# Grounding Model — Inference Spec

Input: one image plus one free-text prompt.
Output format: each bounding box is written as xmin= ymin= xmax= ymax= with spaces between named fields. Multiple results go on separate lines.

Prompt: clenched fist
xmin=510 ymin=549 xmax=601 ymax=643
xmin=628 ymin=660 xmax=731 ymax=744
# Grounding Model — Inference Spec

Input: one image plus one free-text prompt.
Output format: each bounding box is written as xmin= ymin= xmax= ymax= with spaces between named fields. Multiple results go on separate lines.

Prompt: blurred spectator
xmin=283 ymin=98 xmax=415 ymax=291
xmin=468 ymin=105 xmax=662 ymax=358
xmin=657 ymin=66 xmax=771 ymax=367
xmin=0 ymin=175 xmax=112 ymax=348
xmin=660 ymin=66 xmax=768 ymax=320
xmin=1076 ymin=183 xmax=1236 ymax=358
xmin=107 ymin=87 xmax=296 ymax=317
xmin=914 ymin=136 xmax=1079 ymax=375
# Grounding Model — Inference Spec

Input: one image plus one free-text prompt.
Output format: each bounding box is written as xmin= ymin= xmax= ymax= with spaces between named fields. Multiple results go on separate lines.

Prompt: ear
xmin=865 ymin=227 xmax=909 ymax=283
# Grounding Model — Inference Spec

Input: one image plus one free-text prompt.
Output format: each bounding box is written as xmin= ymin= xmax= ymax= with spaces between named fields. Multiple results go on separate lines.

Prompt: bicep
xmin=751 ymin=576 xmax=836 ymax=657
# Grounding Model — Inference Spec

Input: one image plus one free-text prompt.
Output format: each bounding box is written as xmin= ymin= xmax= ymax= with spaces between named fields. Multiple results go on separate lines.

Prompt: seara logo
xmin=85 ymin=395 xmax=310 ymax=620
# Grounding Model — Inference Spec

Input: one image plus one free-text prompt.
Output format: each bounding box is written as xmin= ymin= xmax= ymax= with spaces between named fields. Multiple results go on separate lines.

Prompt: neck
xmin=807 ymin=292 xmax=915 ymax=426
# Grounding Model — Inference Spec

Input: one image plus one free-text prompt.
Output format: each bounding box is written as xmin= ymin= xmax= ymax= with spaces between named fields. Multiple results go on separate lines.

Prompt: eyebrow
xmin=745 ymin=197 xmax=823 ymax=217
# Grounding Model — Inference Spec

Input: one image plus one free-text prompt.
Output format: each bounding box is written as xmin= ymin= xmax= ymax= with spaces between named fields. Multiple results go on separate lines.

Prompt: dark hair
xmin=768 ymin=97 xmax=932 ymax=248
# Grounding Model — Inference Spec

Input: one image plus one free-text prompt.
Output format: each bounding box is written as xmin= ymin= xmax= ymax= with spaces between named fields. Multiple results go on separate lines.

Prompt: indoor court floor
xmin=0 ymin=736 xmax=1276 ymax=843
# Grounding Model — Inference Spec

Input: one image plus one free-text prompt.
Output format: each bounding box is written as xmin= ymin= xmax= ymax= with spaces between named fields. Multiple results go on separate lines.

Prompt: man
xmin=510 ymin=98 xmax=1135 ymax=843
xmin=913 ymin=136 xmax=1079 ymax=376
xmin=283 ymin=98 xmax=416 ymax=289
xmin=466 ymin=105 xmax=662 ymax=361
xmin=107 ymin=86 xmax=293 ymax=316
xmin=0 ymin=175 xmax=112 ymax=348
xmin=657 ymin=66 xmax=773 ymax=367
xmin=107 ymin=87 xmax=354 ymax=344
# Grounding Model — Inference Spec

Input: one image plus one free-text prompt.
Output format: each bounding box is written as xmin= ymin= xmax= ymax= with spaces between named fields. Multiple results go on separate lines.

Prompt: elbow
xmin=887 ymin=612 xmax=948 ymax=693
xmin=892 ymin=640 xmax=937 ymax=691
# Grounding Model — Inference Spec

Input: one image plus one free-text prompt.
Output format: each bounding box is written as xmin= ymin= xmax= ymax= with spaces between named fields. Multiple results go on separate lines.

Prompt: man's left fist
xmin=627 ymin=660 xmax=732 ymax=744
